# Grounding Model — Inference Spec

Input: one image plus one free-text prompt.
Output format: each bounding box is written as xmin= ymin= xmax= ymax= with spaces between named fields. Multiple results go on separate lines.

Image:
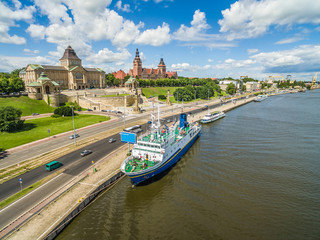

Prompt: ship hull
xmin=126 ymin=129 xmax=201 ymax=185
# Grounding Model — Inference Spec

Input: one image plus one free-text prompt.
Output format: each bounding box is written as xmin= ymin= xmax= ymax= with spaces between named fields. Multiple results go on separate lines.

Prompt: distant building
xmin=112 ymin=70 xmax=127 ymax=80
xmin=245 ymin=81 xmax=261 ymax=91
xmin=128 ymin=49 xmax=178 ymax=80
xmin=20 ymin=46 xmax=106 ymax=94
xmin=219 ymin=80 xmax=239 ymax=91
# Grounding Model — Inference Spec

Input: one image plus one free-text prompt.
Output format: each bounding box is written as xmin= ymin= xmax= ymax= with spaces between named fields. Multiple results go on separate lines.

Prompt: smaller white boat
xmin=200 ymin=111 xmax=225 ymax=124
xmin=254 ymin=95 xmax=268 ymax=102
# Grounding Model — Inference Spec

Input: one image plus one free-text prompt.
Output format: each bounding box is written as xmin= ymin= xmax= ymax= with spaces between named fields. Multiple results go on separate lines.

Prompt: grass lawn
xmin=0 ymin=96 xmax=54 ymax=116
xmin=142 ymin=87 xmax=181 ymax=99
xmin=100 ymin=94 xmax=130 ymax=97
xmin=0 ymin=114 xmax=110 ymax=150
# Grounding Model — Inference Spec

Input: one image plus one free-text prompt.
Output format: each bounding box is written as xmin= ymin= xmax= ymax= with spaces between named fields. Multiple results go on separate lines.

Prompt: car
xmin=32 ymin=113 xmax=39 ymax=116
xmin=117 ymin=111 xmax=122 ymax=114
xmin=80 ymin=150 xmax=92 ymax=157
xmin=109 ymin=138 xmax=116 ymax=143
xmin=166 ymin=119 xmax=172 ymax=123
xmin=87 ymin=109 xmax=93 ymax=111
xmin=147 ymin=121 xmax=152 ymax=124
xmin=70 ymin=133 xmax=80 ymax=139
xmin=101 ymin=109 xmax=107 ymax=112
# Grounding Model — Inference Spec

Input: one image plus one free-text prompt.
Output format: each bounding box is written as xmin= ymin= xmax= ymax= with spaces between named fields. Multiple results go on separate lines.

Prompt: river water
xmin=58 ymin=90 xmax=320 ymax=240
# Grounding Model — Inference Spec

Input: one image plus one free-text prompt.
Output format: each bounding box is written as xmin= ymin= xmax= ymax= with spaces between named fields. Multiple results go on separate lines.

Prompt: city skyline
xmin=0 ymin=0 xmax=320 ymax=81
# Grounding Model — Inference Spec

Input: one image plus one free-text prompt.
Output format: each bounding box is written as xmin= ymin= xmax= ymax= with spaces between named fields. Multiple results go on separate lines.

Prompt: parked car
xmin=101 ymin=110 xmax=107 ymax=112
xmin=80 ymin=150 xmax=92 ymax=157
xmin=147 ymin=121 xmax=152 ymax=124
xmin=32 ymin=113 xmax=39 ymax=116
xmin=87 ymin=109 xmax=93 ymax=111
xmin=167 ymin=119 xmax=172 ymax=123
xmin=117 ymin=111 xmax=122 ymax=114
xmin=69 ymin=133 xmax=80 ymax=139
xmin=109 ymin=138 xmax=116 ymax=143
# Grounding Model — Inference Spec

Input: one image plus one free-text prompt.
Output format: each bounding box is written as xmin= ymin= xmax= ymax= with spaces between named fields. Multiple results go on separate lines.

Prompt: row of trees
xmin=0 ymin=69 xmax=25 ymax=94
xmin=172 ymin=82 xmax=222 ymax=101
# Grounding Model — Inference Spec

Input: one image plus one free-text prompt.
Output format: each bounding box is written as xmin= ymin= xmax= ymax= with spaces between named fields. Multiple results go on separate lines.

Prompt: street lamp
xmin=194 ymin=89 xmax=197 ymax=105
xmin=71 ymin=105 xmax=76 ymax=146
xmin=124 ymin=96 xmax=126 ymax=128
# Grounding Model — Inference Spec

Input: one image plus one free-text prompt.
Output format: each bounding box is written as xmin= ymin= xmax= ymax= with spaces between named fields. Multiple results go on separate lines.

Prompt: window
xmin=76 ymin=72 xmax=83 ymax=79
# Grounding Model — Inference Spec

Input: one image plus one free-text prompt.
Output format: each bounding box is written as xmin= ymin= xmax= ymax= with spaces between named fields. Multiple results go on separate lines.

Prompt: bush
xmin=158 ymin=94 xmax=166 ymax=100
xmin=54 ymin=106 xmax=73 ymax=116
xmin=0 ymin=106 xmax=24 ymax=132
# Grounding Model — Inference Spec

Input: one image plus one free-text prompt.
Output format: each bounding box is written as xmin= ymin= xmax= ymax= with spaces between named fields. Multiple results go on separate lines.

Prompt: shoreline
xmin=2 ymin=94 xmax=262 ymax=240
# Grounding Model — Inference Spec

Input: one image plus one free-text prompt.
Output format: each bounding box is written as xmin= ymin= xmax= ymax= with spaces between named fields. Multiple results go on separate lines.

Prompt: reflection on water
xmin=58 ymin=90 xmax=320 ymax=240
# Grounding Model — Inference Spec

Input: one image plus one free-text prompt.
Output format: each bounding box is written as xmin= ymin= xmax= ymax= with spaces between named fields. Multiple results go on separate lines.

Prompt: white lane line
xmin=0 ymin=173 xmax=64 ymax=213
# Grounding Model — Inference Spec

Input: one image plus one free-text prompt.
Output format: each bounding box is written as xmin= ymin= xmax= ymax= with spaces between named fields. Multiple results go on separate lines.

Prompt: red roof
xmin=113 ymin=70 xmax=127 ymax=80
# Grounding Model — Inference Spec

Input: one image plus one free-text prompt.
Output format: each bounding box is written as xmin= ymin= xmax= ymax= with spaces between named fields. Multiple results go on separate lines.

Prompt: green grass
xmin=0 ymin=114 xmax=110 ymax=150
xmin=142 ymin=87 xmax=181 ymax=98
xmin=100 ymin=94 xmax=130 ymax=97
xmin=0 ymin=96 xmax=54 ymax=116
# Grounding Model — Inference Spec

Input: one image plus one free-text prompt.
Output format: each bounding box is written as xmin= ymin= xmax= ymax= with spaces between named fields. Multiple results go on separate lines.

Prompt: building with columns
xmin=128 ymin=49 xmax=177 ymax=80
xmin=20 ymin=46 xmax=105 ymax=94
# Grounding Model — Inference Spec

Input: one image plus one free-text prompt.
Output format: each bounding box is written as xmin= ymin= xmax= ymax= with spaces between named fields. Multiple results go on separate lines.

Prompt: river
xmin=57 ymin=90 xmax=320 ymax=240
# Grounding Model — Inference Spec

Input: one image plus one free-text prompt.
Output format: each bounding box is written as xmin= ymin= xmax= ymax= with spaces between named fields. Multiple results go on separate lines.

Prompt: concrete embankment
xmin=4 ymin=94 xmax=256 ymax=240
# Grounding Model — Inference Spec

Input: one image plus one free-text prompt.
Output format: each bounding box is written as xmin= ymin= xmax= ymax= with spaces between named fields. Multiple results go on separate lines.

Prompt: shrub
xmin=54 ymin=106 xmax=73 ymax=116
xmin=158 ymin=94 xmax=166 ymax=100
xmin=0 ymin=106 xmax=24 ymax=132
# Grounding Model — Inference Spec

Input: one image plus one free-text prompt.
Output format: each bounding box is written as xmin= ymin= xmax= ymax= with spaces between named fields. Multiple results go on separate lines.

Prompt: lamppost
xmin=124 ymin=96 xmax=126 ymax=128
xmin=194 ymin=89 xmax=197 ymax=105
xmin=71 ymin=105 xmax=76 ymax=146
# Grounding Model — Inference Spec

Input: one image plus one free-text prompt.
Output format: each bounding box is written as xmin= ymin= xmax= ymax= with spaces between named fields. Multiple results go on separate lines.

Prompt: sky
xmin=0 ymin=0 xmax=320 ymax=81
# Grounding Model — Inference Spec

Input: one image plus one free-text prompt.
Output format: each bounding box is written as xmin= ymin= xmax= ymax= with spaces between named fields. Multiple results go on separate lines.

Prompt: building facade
xmin=128 ymin=49 xmax=177 ymax=80
xmin=20 ymin=46 xmax=106 ymax=93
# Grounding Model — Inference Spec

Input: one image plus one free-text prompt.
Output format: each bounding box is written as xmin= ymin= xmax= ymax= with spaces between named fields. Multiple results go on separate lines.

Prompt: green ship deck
xmin=125 ymin=158 xmax=158 ymax=173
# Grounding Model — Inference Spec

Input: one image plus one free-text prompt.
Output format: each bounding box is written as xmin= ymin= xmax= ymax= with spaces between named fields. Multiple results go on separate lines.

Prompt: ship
xmin=200 ymin=111 xmax=225 ymax=124
xmin=120 ymin=111 xmax=201 ymax=186
xmin=254 ymin=94 xmax=268 ymax=102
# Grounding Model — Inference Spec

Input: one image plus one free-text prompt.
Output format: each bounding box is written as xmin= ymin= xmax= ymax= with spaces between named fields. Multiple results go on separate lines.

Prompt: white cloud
xmin=173 ymin=9 xmax=210 ymax=42
xmin=275 ymin=36 xmax=304 ymax=45
xmin=23 ymin=49 xmax=40 ymax=54
xmin=219 ymin=0 xmax=320 ymax=40
xmin=208 ymin=59 xmax=213 ymax=63
xmin=247 ymin=49 xmax=259 ymax=54
xmin=86 ymin=48 xmax=131 ymax=64
xmin=135 ymin=23 xmax=171 ymax=46
xmin=0 ymin=1 xmax=35 ymax=44
xmin=171 ymin=62 xmax=213 ymax=72
xmin=250 ymin=44 xmax=320 ymax=73
xmin=0 ymin=55 xmax=56 ymax=72
xmin=115 ymin=0 xmax=131 ymax=12
xmin=214 ymin=58 xmax=255 ymax=70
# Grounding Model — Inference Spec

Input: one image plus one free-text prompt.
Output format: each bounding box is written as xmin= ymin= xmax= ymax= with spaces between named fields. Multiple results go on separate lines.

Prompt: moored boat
xmin=120 ymin=112 xmax=201 ymax=186
xmin=254 ymin=94 xmax=268 ymax=102
xmin=200 ymin=111 xmax=225 ymax=124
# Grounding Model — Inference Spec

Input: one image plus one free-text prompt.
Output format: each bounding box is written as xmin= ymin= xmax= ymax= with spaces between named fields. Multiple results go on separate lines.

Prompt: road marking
xmin=0 ymin=173 xmax=64 ymax=213
xmin=78 ymin=182 xmax=98 ymax=187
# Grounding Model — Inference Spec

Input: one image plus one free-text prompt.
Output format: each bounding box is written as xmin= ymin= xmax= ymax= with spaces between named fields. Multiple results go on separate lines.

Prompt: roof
xmin=42 ymin=65 xmax=67 ymax=71
xmin=27 ymin=82 xmax=42 ymax=87
xmin=38 ymin=72 xmax=51 ymax=81
xmin=59 ymin=45 xmax=81 ymax=60
xmin=84 ymin=67 xmax=104 ymax=72
xmin=29 ymin=64 xmax=44 ymax=70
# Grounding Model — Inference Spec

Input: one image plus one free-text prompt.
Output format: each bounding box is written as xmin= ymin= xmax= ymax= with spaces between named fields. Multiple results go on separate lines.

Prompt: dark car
xmin=69 ymin=133 xmax=80 ymax=139
xmin=101 ymin=109 xmax=107 ymax=112
xmin=32 ymin=113 xmax=39 ymax=116
xmin=87 ymin=109 xmax=93 ymax=111
xmin=80 ymin=150 xmax=92 ymax=157
xmin=109 ymin=138 xmax=116 ymax=143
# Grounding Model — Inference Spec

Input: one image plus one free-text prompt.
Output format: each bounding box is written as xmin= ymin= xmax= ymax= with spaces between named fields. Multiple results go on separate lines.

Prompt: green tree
xmin=0 ymin=106 xmax=24 ymax=132
xmin=226 ymin=83 xmax=236 ymax=95
xmin=10 ymin=76 xmax=25 ymax=93
xmin=241 ymin=85 xmax=246 ymax=92
xmin=0 ymin=77 xmax=11 ymax=93
xmin=54 ymin=106 xmax=73 ymax=116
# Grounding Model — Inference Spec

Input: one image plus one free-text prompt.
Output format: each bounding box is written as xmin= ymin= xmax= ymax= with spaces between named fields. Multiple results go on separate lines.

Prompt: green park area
xmin=0 ymin=96 xmax=54 ymax=116
xmin=142 ymin=87 xmax=180 ymax=99
xmin=0 ymin=114 xmax=110 ymax=150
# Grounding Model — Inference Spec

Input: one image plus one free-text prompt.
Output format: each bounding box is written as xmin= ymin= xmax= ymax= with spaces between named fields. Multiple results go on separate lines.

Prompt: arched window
xmin=76 ymin=72 xmax=83 ymax=79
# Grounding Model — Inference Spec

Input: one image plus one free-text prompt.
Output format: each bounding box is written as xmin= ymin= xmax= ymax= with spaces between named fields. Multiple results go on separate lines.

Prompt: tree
xmin=10 ymin=76 xmax=25 ymax=93
xmin=241 ymin=85 xmax=246 ymax=92
xmin=0 ymin=106 xmax=24 ymax=132
xmin=54 ymin=106 xmax=73 ymax=116
xmin=226 ymin=83 xmax=236 ymax=95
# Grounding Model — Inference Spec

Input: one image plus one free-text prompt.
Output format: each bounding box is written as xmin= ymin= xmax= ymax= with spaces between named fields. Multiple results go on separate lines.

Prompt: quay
xmin=1 ymin=93 xmax=261 ymax=240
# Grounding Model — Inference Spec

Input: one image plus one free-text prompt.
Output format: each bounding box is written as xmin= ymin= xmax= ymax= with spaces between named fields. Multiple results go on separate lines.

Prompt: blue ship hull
xmin=128 ymin=130 xmax=201 ymax=185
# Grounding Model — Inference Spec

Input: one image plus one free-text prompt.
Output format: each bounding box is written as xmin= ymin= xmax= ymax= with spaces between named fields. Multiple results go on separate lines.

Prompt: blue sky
xmin=0 ymin=0 xmax=320 ymax=81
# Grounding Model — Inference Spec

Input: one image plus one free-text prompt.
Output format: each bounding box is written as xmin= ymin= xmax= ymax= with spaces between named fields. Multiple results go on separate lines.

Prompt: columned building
xmin=128 ymin=49 xmax=177 ymax=80
xmin=20 ymin=46 xmax=106 ymax=93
